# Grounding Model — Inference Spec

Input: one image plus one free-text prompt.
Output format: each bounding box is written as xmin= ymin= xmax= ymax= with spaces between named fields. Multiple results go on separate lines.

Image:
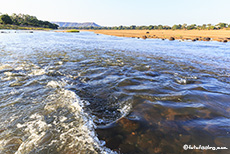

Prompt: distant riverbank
xmin=0 ymin=24 xmax=54 ymax=30
xmin=87 ymin=30 xmax=230 ymax=42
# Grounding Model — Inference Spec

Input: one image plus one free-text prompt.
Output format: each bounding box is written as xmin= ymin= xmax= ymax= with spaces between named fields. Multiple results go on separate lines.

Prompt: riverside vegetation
xmin=61 ymin=22 xmax=230 ymax=42
xmin=61 ymin=23 xmax=230 ymax=30
xmin=0 ymin=13 xmax=58 ymax=29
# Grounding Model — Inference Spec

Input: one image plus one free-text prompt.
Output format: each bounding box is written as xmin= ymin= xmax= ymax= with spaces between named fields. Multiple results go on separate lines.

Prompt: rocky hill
xmin=52 ymin=22 xmax=101 ymax=27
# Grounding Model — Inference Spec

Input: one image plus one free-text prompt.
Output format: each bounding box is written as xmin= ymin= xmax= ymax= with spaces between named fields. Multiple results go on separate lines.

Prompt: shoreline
xmin=0 ymin=25 xmax=54 ymax=31
xmin=85 ymin=30 xmax=230 ymax=42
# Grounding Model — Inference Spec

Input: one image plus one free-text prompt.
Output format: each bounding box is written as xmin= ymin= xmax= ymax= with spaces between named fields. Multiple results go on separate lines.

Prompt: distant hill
xmin=52 ymin=22 xmax=101 ymax=27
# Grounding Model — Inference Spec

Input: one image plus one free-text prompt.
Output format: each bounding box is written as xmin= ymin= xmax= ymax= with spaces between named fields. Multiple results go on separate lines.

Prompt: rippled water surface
xmin=0 ymin=31 xmax=230 ymax=154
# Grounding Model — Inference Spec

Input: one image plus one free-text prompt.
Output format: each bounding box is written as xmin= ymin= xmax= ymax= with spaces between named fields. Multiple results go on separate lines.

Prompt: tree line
xmin=0 ymin=13 xmax=58 ymax=29
xmin=61 ymin=23 xmax=230 ymax=30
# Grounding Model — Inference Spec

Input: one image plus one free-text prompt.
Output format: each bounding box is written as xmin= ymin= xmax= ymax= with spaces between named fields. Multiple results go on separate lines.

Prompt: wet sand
xmin=86 ymin=30 xmax=230 ymax=42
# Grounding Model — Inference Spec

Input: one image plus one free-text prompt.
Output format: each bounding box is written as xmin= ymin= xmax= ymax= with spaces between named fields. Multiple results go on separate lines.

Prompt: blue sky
xmin=1 ymin=0 xmax=229 ymax=26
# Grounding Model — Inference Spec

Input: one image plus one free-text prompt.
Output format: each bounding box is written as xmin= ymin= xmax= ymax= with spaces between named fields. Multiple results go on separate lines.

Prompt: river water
xmin=0 ymin=31 xmax=229 ymax=154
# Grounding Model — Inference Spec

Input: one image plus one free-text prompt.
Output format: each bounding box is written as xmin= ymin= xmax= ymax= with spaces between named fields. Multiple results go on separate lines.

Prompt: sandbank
xmin=86 ymin=30 xmax=230 ymax=42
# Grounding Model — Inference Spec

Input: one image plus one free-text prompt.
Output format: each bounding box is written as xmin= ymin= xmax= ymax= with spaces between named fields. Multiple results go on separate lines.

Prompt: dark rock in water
xmin=207 ymin=37 xmax=211 ymax=41
xmin=192 ymin=39 xmax=196 ymax=42
xmin=169 ymin=37 xmax=175 ymax=41
xmin=223 ymin=40 xmax=228 ymax=43
xmin=162 ymin=38 xmax=165 ymax=41
xmin=137 ymin=37 xmax=140 ymax=39
xmin=203 ymin=37 xmax=211 ymax=41
xmin=142 ymin=35 xmax=147 ymax=39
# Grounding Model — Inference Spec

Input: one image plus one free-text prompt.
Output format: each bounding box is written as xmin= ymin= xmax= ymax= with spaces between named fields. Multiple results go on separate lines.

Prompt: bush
xmin=66 ymin=29 xmax=79 ymax=33
xmin=0 ymin=14 xmax=13 ymax=24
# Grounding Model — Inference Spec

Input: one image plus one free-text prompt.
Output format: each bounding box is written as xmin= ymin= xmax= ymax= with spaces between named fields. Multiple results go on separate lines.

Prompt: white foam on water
xmin=15 ymin=114 xmax=52 ymax=154
xmin=3 ymin=71 xmax=13 ymax=76
xmin=176 ymin=78 xmax=187 ymax=84
xmin=29 ymin=68 xmax=46 ymax=76
xmin=118 ymin=103 xmax=132 ymax=118
xmin=0 ymin=64 xmax=13 ymax=71
xmin=46 ymin=80 xmax=66 ymax=89
xmin=1 ymin=62 xmax=47 ymax=82
xmin=2 ymin=71 xmax=14 ymax=81
xmin=0 ymin=61 xmax=116 ymax=153
xmin=14 ymin=84 xmax=116 ymax=154
xmin=55 ymin=61 xmax=63 ymax=65
xmin=174 ymin=73 xmax=198 ymax=84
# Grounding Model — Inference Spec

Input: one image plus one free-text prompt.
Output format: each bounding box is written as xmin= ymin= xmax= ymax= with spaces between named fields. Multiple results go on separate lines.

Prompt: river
xmin=0 ymin=30 xmax=229 ymax=154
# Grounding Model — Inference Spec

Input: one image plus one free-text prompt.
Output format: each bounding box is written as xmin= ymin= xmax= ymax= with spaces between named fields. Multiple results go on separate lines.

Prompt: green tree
xmin=130 ymin=25 xmax=136 ymax=30
xmin=8 ymin=13 xmax=58 ymax=29
xmin=207 ymin=24 xmax=212 ymax=29
xmin=216 ymin=23 xmax=227 ymax=29
xmin=0 ymin=14 xmax=13 ymax=24
xmin=148 ymin=25 xmax=154 ymax=30
xmin=158 ymin=25 xmax=163 ymax=29
xmin=118 ymin=25 xmax=123 ymax=30
xmin=182 ymin=23 xmax=187 ymax=29
xmin=201 ymin=24 xmax=206 ymax=30
xmin=172 ymin=24 xmax=180 ymax=30
xmin=163 ymin=25 xmax=171 ymax=30
xmin=187 ymin=24 xmax=197 ymax=30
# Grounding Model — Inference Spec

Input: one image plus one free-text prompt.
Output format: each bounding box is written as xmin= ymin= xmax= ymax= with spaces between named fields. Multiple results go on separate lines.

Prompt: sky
xmin=1 ymin=0 xmax=230 ymax=26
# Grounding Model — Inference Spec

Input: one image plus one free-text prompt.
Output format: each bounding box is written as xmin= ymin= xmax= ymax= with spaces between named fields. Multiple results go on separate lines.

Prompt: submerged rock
xmin=96 ymin=117 xmax=141 ymax=152
xmin=203 ymin=37 xmax=211 ymax=41
xmin=141 ymin=35 xmax=147 ymax=39
xmin=117 ymin=117 xmax=140 ymax=132
xmin=169 ymin=37 xmax=175 ymax=41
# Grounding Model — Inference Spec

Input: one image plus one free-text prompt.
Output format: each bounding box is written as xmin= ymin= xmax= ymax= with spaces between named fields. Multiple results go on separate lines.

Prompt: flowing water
xmin=0 ymin=30 xmax=230 ymax=154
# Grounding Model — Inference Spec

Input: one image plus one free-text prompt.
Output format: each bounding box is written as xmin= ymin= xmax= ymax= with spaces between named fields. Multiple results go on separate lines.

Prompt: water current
xmin=0 ymin=30 xmax=230 ymax=154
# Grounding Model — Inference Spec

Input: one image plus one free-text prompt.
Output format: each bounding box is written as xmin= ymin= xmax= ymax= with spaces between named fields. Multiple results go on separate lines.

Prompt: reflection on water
xmin=0 ymin=31 xmax=229 ymax=154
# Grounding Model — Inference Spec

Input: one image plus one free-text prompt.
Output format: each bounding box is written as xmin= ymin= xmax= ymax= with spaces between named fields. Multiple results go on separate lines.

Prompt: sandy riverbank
xmin=86 ymin=30 xmax=230 ymax=42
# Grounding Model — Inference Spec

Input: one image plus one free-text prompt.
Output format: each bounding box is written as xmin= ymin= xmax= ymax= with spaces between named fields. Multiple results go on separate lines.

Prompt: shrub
xmin=66 ymin=29 xmax=79 ymax=33
xmin=0 ymin=14 xmax=13 ymax=24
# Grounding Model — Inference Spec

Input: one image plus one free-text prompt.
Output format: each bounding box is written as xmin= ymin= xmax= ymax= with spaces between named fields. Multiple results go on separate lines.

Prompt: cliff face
xmin=52 ymin=22 xmax=101 ymax=27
